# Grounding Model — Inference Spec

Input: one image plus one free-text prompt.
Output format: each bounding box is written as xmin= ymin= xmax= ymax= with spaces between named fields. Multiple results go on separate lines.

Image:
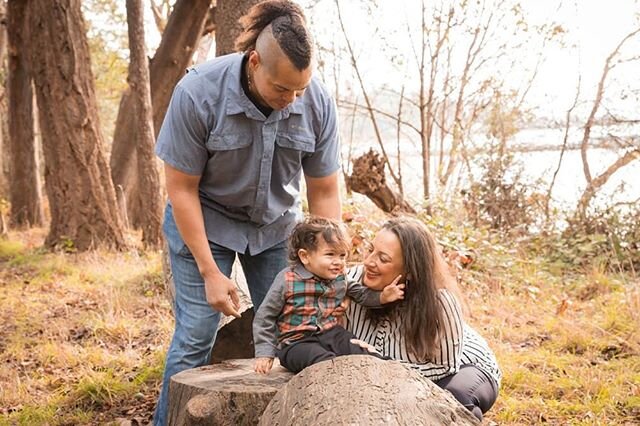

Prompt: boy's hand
xmin=380 ymin=274 xmax=405 ymax=304
xmin=254 ymin=357 xmax=274 ymax=374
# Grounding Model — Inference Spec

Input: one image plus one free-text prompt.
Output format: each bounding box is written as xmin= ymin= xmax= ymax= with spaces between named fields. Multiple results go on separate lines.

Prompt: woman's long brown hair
xmin=370 ymin=217 xmax=459 ymax=360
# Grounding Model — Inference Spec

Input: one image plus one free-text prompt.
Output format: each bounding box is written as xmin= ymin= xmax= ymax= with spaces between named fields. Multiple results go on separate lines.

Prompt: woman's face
xmin=363 ymin=229 xmax=405 ymax=291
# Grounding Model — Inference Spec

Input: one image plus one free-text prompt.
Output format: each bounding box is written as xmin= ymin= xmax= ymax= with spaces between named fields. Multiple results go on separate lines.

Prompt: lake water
xmin=342 ymin=126 xmax=639 ymax=212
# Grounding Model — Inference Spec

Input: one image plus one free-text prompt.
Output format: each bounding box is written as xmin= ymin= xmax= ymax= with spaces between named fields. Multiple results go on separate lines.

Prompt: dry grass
xmin=1 ymin=221 xmax=639 ymax=425
xmin=0 ymin=229 xmax=172 ymax=425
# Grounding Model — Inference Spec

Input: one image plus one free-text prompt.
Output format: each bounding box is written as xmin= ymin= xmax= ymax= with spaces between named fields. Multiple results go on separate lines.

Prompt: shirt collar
xmin=293 ymin=262 xmax=314 ymax=280
xmin=293 ymin=262 xmax=343 ymax=286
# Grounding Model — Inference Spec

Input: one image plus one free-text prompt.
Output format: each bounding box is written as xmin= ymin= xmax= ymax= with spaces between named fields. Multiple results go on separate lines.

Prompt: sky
xmin=137 ymin=0 xmax=640 ymax=120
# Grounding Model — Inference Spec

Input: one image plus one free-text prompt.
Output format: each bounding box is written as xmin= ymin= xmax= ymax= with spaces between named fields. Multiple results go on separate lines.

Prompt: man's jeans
xmin=153 ymin=205 xmax=287 ymax=426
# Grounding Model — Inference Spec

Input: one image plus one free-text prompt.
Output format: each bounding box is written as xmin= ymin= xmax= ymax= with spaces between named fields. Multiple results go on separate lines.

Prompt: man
xmin=153 ymin=1 xmax=341 ymax=424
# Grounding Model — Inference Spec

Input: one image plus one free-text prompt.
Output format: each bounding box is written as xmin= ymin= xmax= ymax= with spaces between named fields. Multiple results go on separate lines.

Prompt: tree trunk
xmin=0 ymin=0 xmax=8 ymax=200
xmin=27 ymin=0 xmax=126 ymax=251
xmin=215 ymin=0 xmax=262 ymax=56
xmin=167 ymin=359 xmax=294 ymax=426
xmin=110 ymin=0 xmax=212 ymax=229
xmin=125 ymin=0 xmax=162 ymax=247
xmin=261 ymin=356 xmax=480 ymax=425
xmin=7 ymin=0 xmax=43 ymax=227
xmin=347 ymin=150 xmax=416 ymax=214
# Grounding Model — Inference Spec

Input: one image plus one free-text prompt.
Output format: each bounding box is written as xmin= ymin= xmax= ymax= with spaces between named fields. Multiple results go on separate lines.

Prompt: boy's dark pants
xmin=277 ymin=325 xmax=382 ymax=373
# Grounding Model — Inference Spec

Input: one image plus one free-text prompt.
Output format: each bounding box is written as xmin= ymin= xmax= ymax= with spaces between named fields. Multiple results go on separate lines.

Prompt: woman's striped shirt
xmin=345 ymin=266 xmax=502 ymax=386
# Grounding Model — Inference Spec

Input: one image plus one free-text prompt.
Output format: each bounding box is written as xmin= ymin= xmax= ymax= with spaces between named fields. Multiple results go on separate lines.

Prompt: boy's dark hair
xmin=288 ymin=216 xmax=350 ymax=263
xmin=235 ymin=0 xmax=313 ymax=70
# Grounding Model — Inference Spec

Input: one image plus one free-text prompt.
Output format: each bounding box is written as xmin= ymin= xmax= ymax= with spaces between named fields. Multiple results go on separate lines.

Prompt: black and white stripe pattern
xmin=345 ymin=266 xmax=501 ymax=385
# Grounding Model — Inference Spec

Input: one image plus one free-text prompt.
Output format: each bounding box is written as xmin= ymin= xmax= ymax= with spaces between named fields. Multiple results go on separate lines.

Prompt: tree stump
xmin=347 ymin=150 xmax=416 ymax=214
xmin=260 ymin=355 xmax=479 ymax=426
xmin=167 ymin=359 xmax=293 ymax=426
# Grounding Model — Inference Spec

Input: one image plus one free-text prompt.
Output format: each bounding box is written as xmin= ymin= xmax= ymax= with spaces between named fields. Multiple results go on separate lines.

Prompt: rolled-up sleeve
xmin=302 ymin=95 xmax=340 ymax=178
xmin=155 ymin=83 xmax=209 ymax=176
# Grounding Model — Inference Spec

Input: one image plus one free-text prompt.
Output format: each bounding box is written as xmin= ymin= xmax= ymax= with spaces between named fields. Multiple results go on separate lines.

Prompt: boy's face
xmin=298 ymin=236 xmax=347 ymax=280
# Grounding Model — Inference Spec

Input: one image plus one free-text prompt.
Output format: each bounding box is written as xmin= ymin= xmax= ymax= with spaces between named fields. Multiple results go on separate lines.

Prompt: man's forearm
xmin=306 ymin=172 xmax=341 ymax=219
xmin=308 ymin=194 xmax=341 ymax=219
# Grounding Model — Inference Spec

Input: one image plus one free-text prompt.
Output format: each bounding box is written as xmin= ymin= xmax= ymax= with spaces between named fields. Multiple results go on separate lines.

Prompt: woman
xmin=345 ymin=217 xmax=501 ymax=421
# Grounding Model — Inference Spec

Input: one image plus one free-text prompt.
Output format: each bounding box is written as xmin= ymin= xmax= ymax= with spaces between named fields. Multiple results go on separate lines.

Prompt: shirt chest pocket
xmin=205 ymin=131 xmax=254 ymax=174
xmin=206 ymin=131 xmax=253 ymax=152
xmin=274 ymin=133 xmax=315 ymax=183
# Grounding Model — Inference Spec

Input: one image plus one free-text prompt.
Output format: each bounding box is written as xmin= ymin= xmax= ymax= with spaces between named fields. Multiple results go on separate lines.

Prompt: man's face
xmin=249 ymin=51 xmax=312 ymax=111
xmin=299 ymin=236 xmax=347 ymax=281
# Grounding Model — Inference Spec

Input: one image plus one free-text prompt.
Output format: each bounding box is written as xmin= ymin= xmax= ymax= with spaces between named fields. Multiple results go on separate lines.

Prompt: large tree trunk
xmin=110 ymin=0 xmax=212 ymax=229
xmin=261 ymin=356 xmax=480 ymax=425
xmin=27 ymin=0 xmax=126 ymax=251
xmin=347 ymin=150 xmax=416 ymax=214
xmin=167 ymin=359 xmax=293 ymax=426
xmin=125 ymin=0 xmax=162 ymax=247
xmin=0 ymin=0 xmax=9 ymax=201
xmin=215 ymin=0 xmax=261 ymax=56
xmin=6 ymin=0 xmax=43 ymax=227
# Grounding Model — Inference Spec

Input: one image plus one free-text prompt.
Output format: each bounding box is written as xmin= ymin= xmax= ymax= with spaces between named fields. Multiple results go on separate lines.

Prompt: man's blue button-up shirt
xmin=155 ymin=53 xmax=340 ymax=255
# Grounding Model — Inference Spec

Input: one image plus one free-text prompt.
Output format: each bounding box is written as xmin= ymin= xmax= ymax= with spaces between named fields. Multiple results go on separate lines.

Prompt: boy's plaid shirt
xmin=276 ymin=266 xmax=342 ymax=345
xmin=253 ymin=263 xmax=382 ymax=358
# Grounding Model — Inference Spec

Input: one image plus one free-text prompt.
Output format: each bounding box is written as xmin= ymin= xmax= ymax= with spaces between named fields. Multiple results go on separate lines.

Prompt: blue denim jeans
xmin=153 ymin=204 xmax=287 ymax=426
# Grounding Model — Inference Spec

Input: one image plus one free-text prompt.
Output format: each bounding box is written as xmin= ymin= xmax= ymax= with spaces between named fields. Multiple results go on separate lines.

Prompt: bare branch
xmin=337 ymin=99 xmax=421 ymax=135
xmin=577 ymin=148 xmax=640 ymax=217
xmin=334 ymin=0 xmax=401 ymax=188
xmin=546 ymin=74 xmax=581 ymax=222
xmin=580 ymin=27 xmax=640 ymax=184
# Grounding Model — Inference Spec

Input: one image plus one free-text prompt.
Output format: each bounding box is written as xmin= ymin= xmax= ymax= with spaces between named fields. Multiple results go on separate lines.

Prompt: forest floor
xmin=0 ymin=211 xmax=638 ymax=425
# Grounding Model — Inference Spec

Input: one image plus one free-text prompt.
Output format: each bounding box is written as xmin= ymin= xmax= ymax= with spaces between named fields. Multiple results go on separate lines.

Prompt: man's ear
xmin=298 ymin=248 xmax=310 ymax=265
xmin=248 ymin=49 xmax=261 ymax=68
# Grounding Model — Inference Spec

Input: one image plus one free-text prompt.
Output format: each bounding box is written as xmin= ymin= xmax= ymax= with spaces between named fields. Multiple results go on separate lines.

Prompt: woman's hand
xmin=254 ymin=357 xmax=274 ymax=374
xmin=350 ymin=338 xmax=379 ymax=354
xmin=380 ymin=274 xmax=405 ymax=304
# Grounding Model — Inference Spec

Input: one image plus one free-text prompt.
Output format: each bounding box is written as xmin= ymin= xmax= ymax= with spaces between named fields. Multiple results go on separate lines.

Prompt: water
xmin=342 ymin=127 xmax=640 ymax=212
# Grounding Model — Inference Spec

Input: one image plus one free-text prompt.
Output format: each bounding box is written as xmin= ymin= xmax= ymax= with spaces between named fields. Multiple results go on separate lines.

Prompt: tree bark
xmin=110 ymin=0 xmax=212 ymax=229
xmin=215 ymin=0 xmax=262 ymax=56
xmin=125 ymin=0 xmax=162 ymax=247
xmin=0 ymin=0 xmax=8 ymax=200
xmin=7 ymin=0 xmax=43 ymax=227
xmin=261 ymin=356 xmax=480 ymax=425
xmin=347 ymin=150 xmax=416 ymax=214
xmin=167 ymin=359 xmax=294 ymax=426
xmin=27 ymin=0 xmax=126 ymax=251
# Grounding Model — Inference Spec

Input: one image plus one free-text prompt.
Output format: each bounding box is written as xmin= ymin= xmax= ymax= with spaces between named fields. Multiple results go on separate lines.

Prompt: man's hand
xmin=380 ymin=274 xmax=405 ymax=304
xmin=204 ymin=271 xmax=241 ymax=318
xmin=254 ymin=357 xmax=274 ymax=374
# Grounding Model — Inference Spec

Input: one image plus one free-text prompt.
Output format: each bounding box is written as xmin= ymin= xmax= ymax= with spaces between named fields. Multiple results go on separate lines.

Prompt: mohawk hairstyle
xmin=235 ymin=0 xmax=313 ymax=70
